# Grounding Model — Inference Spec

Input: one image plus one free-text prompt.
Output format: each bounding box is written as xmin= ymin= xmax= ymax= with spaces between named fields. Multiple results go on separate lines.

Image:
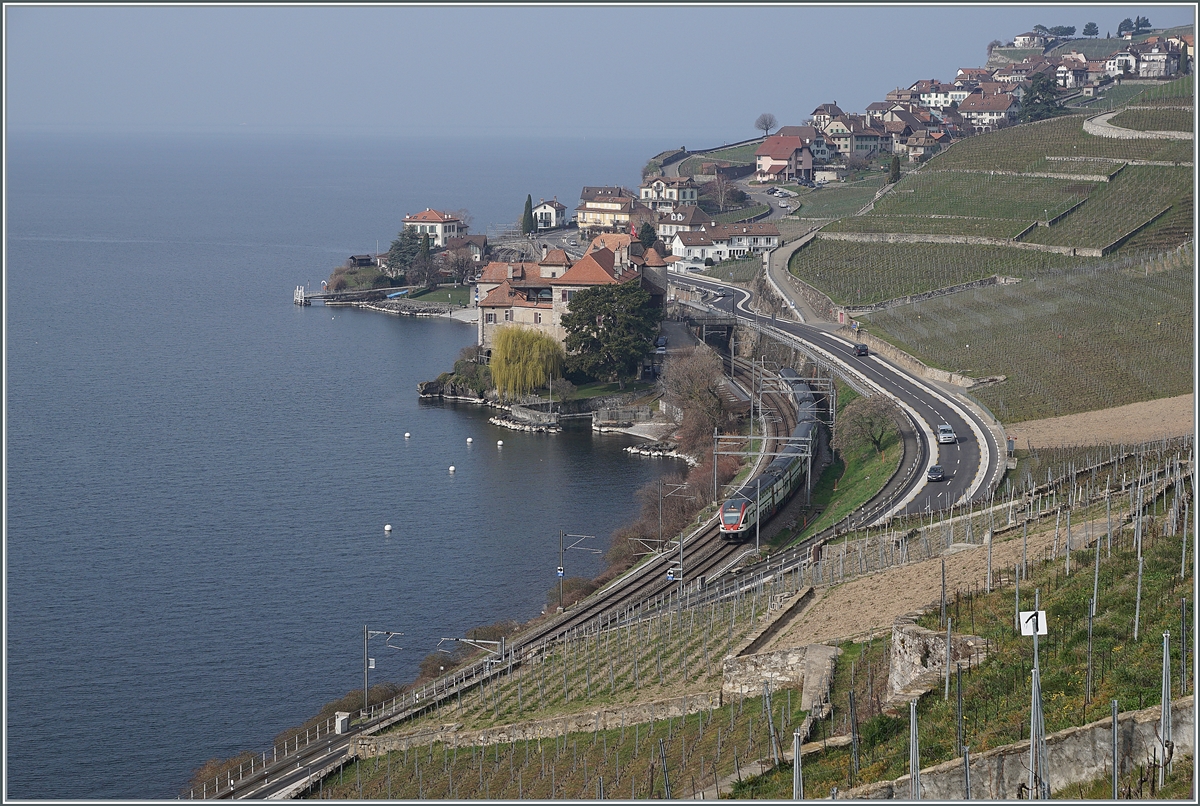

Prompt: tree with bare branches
xmin=660 ymin=346 xmax=731 ymax=454
xmin=755 ymin=112 xmax=778 ymax=137
xmin=831 ymin=394 xmax=901 ymax=459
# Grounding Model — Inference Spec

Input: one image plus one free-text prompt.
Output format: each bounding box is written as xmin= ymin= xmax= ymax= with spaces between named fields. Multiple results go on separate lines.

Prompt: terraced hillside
xmin=788 ymin=76 xmax=1193 ymax=423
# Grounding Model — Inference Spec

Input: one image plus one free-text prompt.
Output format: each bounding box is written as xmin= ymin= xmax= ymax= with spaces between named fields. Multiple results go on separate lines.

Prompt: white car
xmin=937 ymin=424 xmax=957 ymax=444
xmin=779 ymin=202 xmax=790 ymax=209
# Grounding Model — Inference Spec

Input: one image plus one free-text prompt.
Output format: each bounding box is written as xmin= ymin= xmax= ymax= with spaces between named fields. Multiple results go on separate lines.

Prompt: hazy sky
xmin=5 ymin=3 xmax=1195 ymax=141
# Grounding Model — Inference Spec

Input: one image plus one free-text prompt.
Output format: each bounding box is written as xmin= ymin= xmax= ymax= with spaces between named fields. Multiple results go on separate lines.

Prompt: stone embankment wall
xmin=816 ymin=230 xmax=1099 ymax=257
xmin=349 ymin=691 xmax=721 ymax=758
xmin=841 ymin=696 xmax=1194 ymax=800
xmin=886 ymin=609 xmax=989 ymax=707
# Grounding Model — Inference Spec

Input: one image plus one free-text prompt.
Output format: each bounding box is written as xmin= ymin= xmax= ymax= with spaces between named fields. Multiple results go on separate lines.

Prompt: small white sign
xmin=1019 ymin=611 xmax=1048 ymax=636
xmin=368 ymin=658 xmax=376 ymax=669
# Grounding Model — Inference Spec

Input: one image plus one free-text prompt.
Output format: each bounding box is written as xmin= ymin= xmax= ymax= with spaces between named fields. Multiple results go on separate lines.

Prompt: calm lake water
xmin=5 ymin=132 xmax=678 ymax=798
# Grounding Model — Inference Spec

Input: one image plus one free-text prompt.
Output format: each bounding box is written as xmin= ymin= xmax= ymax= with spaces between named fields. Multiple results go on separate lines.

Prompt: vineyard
xmin=1108 ymin=107 xmax=1194 ymax=133
xmin=823 ymin=214 xmax=1031 ymax=239
xmin=924 ymin=114 xmax=1192 ymax=173
xmin=789 ymin=240 xmax=1078 ymax=306
xmin=731 ymin=460 xmax=1193 ymax=798
xmin=1020 ymin=165 xmax=1192 ymax=249
xmin=871 ymin=172 xmax=1096 ymax=221
xmin=860 ymin=254 xmax=1193 ymax=423
xmin=309 ymin=581 xmax=810 ymax=799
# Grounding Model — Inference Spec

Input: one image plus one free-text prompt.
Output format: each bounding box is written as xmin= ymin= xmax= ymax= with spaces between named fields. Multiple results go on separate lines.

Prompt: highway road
xmin=672 ymin=270 xmax=1003 ymax=520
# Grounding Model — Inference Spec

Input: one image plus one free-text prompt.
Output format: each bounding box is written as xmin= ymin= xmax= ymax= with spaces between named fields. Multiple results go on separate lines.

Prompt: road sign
xmin=1020 ymin=610 xmax=1048 ymax=636
xmin=666 ymin=569 xmax=675 ymax=582
xmin=368 ymin=658 xmax=375 ymax=669
xmin=556 ymin=566 xmax=564 ymax=578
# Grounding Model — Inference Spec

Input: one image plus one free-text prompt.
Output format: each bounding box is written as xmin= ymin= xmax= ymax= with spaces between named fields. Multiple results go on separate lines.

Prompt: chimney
xmin=541 ymin=243 xmax=548 ymax=260
xmin=507 ymin=265 xmax=514 ymax=279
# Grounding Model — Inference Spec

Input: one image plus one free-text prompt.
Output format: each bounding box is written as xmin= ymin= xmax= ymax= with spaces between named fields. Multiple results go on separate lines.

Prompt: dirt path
xmin=763 ymin=514 xmax=1106 ymax=651
xmin=1004 ymin=394 xmax=1193 ymax=448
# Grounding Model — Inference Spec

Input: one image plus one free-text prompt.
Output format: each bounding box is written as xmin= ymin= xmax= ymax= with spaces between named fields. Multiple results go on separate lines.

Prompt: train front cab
xmin=720 ymin=496 xmax=751 ymax=539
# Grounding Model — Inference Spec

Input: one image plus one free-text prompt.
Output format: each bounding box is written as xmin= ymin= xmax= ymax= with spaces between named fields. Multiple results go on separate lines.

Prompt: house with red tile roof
xmin=476 ymin=247 xmax=658 ymax=351
xmin=402 ymin=208 xmax=466 ymax=247
xmin=958 ymin=91 xmax=1017 ymax=133
xmin=755 ymin=135 xmax=814 ymax=182
xmin=669 ymin=223 xmax=779 ymax=264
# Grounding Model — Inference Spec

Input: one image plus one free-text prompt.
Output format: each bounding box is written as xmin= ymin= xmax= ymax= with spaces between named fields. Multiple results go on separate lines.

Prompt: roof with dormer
xmin=403 ymin=208 xmax=462 ymax=224
xmin=550 ymin=247 xmax=638 ymax=286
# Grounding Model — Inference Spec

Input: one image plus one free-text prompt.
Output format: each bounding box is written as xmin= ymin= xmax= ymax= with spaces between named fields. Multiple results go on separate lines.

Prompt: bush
xmin=859 ymin=713 xmax=904 ymax=751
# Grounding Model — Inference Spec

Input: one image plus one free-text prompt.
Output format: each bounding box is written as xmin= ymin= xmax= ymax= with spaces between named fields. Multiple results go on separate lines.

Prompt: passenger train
xmin=719 ymin=368 xmax=821 ymax=540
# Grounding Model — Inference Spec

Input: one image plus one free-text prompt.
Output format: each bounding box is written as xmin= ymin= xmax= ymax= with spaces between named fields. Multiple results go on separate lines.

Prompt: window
xmin=485 ymin=313 xmax=496 ymax=323
xmin=534 ymin=312 xmax=542 ymax=324
xmin=504 ymin=310 xmax=513 ymax=322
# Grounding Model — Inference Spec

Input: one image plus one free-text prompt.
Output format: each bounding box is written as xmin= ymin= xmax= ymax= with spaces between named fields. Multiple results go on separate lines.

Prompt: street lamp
xmin=364 ymin=626 xmax=403 ymax=717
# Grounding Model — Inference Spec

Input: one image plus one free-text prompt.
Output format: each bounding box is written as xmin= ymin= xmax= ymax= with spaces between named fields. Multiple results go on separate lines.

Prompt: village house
xmin=575 ymin=186 xmax=640 ymax=235
xmin=1013 ymin=31 xmax=1048 ymax=49
xmin=402 ymin=209 xmax=466 ymax=247
xmin=957 ymin=90 xmax=1018 ymax=133
xmin=670 ymin=222 xmax=780 ymax=264
xmin=775 ymin=126 xmax=831 ymax=161
xmin=638 ymin=176 xmax=698 ymax=211
xmin=754 ymin=135 xmax=814 ymax=182
xmin=532 ymin=198 xmax=569 ymax=231
xmin=810 ymin=102 xmax=844 ymax=129
xmin=443 ymin=234 xmax=489 ymax=265
xmin=475 ymin=246 xmax=656 ymax=351
xmin=1105 ymin=50 xmax=1139 ymax=76
xmin=1134 ymin=43 xmax=1182 ymax=77
xmin=655 ymin=205 xmax=715 ymax=241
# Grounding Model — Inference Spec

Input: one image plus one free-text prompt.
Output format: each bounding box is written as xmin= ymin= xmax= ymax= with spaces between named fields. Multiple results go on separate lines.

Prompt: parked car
xmin=937 ymin=424 xmax=958 ymax=444
xmin=854 ymin=343 xmax=869 ymax=356
xmin=655 ymin=336 xmax=668 ymax=348
xmin=927 ymin=464 xmax=945 ymax=482
xmin=779 ymin=202 xmax=790 ymax=209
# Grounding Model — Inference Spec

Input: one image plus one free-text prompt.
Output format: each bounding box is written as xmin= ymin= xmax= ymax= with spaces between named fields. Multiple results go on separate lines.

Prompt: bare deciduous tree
xmin=661 ymin=346 xmax=731 ymax=454
xmin=831 ymin=394 xmax=901 ymax=459
xmin=755 ymin=112 xmax=778 ymax=137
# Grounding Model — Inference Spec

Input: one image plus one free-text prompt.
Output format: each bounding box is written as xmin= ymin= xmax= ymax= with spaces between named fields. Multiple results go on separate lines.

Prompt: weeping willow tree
xmin=490 ymin=326 xmax=564 ymax=401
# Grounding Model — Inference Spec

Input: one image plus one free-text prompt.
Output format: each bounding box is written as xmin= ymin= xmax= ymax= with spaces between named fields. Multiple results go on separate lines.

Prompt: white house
xmin=402 ymin=209 xmax=466 ymax=247
xmin=638 ymin=176 xmax=698 ymax=211
xmin=532 ymin=198 xmax=568 ymax=231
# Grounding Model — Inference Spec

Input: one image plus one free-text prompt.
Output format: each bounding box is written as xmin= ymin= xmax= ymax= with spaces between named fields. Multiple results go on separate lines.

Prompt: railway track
xmin=215 ymin=356 xmax=818 ymax=800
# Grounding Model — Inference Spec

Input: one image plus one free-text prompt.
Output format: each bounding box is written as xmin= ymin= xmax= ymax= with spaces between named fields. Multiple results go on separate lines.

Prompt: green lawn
xmin=789 ymin=176 xmax=887 ymax=219
xmin=571 ymin=380 xmax=656 ymax=400
xmin=860 ymin=258 xmax=1193 ymax=423
xmin=677 ymin=142 xmax=761 ymax=177
xmin=703 ymin=256 xmax=761 ymax=282
xmin=411 ymin=285 xmax=472 ymax=305
xmin=712 ymin=204 xmax=769 ymax=223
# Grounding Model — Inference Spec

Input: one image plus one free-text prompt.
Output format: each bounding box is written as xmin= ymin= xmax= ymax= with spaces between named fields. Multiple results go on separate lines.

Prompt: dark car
xmin=854 ymin=343 xmax=869 ymax=356
xmin=927 ymin=464 xmax=945 ymax=482
xmin=655 ymin=336 xmax=668 ymax=348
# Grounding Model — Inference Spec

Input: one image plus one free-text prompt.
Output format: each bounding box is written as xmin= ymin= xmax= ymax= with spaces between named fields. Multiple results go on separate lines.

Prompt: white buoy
xmin=404 ymin=432 xmax=411 ymax=439
xmin=466 ymin=437 xmax=473 ymax=444
xmin=497 ymin=440 xmax=504 ymax=447
xmin=449 ymin=465 xmax=456 ymax=473
xmin=384 ymin=524 xmax=392 ymax=533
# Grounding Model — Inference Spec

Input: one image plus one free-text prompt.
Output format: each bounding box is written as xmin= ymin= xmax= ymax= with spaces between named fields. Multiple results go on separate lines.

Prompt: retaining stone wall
xmin=841 ymin=696 xmax=1193 ymax=799
xmin=349 ymin=691 xmax=721 ymax=758
xmin=886 ymin=609 xmax=989 ymax=707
